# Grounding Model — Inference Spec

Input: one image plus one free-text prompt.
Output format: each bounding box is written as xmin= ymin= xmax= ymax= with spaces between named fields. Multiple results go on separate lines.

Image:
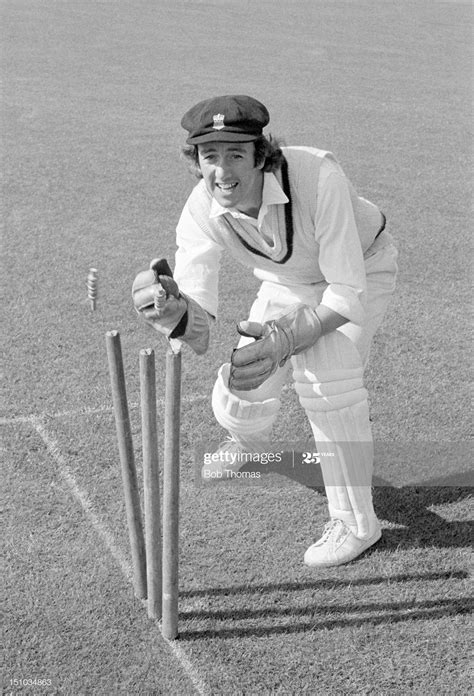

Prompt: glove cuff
xmin=176 ymin=294 xmax=210 ymax=355
xmin=274 ymin=303 xmax=323 ymax=359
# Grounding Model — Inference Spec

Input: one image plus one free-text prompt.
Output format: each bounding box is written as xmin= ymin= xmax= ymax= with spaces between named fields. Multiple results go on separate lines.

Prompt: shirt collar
xmin=208 ymin=172 xmax=289 ymax=220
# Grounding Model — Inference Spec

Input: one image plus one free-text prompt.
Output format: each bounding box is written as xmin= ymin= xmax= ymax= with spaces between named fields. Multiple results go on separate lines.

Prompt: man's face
xmin=197 ymin=141 xmax=264 ymax=216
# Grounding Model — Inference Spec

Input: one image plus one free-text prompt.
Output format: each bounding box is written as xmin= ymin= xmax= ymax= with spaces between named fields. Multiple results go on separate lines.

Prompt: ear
xmin=193 ymin=145 xmax=203 ymax=178
xmin=252 ymin=141 xmax=265 ymax=170
xmin=189 ymin=160 xmax=203 ymax=179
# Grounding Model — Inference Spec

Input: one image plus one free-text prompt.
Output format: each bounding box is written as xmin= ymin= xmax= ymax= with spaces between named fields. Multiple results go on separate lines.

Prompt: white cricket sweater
xmin=173 ymin=146 xmax=385 ymax=325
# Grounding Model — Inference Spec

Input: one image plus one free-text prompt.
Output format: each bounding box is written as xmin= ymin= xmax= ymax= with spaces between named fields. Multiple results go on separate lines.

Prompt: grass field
xmin=2 ymin=1 xmax=472 ymax=694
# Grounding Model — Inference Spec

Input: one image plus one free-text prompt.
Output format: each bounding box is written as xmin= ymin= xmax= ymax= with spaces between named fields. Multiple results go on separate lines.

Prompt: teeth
xmin=217 ymin=183 xmax=237 ymax=190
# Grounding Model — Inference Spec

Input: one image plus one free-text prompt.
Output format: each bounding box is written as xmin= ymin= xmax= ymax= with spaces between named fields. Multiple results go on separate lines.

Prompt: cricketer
xmin=132 ymin=95 xmax=398 ymax=567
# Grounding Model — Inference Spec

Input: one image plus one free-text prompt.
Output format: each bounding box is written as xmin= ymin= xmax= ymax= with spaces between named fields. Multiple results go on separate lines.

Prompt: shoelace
xmin=320 ymin=519 xmax=346 ymax=543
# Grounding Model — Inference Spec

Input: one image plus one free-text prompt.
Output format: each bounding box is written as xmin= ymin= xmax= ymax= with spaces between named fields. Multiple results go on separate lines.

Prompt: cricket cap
xmin=181 ymin=95 xmax=270 ymax=144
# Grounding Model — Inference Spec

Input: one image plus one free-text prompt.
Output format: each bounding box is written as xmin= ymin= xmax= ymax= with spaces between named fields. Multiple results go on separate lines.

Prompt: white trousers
xmin=212 ymin=241 xmax=399 ymax=538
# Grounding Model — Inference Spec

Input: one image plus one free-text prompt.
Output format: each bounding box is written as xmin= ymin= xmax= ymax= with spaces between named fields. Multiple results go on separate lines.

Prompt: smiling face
xmin=197 ymin=141 xmax=264 ymax=217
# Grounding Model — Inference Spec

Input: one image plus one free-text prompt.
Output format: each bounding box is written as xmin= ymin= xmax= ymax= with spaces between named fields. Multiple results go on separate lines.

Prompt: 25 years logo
xmin=301 ymin=452 xmax=321 ymax=464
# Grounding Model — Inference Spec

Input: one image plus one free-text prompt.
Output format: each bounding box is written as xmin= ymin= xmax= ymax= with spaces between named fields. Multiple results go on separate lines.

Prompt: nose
xmin=213 ymin=157 xmax=234 ymax=180
xmin=214 ymin=164 xmax=229 ymax=180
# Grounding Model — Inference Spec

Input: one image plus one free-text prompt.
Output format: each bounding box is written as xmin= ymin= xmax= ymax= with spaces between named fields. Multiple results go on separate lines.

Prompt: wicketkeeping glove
xmin=229 ymin=303 xmax=323 ymax=391
xmin=132 ymin=258 xmax=210 ymax=355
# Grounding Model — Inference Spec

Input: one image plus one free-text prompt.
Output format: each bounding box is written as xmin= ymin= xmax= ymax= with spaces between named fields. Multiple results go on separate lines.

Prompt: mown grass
xmin=4 ymin=416 xmax=472 ymax=694
xmin=2 ymin=0 xmax=472 ymax=694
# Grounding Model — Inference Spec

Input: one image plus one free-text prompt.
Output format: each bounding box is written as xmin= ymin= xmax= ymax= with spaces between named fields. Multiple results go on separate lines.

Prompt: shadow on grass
xmin=250 ymin=460 xmax=472 ymax=552
xmin=178 ymin=594 xmax=472 ymax=640
xmin=372 ymin=486 xmax=473 ymax=551
xmin=178 ymin=570 xmax=472 ymax=639
xmin=181 ymin=596 xmax=472 ymax=622
xmin=181 ymin=570 xmax=468 ymax=599
xmin=185 ymin=470 xmax=472 ymax=639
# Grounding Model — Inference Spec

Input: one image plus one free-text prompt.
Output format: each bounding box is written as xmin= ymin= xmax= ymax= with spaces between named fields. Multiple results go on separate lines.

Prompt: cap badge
xmin=212 ymin=113 xmax=225 ymax=130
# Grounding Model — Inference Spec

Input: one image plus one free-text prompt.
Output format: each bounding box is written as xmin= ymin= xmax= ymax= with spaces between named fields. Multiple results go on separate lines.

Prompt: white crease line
xmin=163 ymin=641 xmax=211 ymax=696
xmin=0 ymin=394 xmax=208 ymax=425
xmin=29 ymin=415 xmax=211 ymax=696
xmin=30 ymin=416 xmax=134 ymax=580
xmin=1 ymin=387 xmax=294 ymax=425
xmin=1 ymin=414 xmax=33 ymax=424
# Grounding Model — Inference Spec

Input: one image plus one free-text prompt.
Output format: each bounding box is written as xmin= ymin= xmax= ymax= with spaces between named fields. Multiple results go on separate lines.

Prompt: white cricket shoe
xmin=304 ymin=519 xmax=382 ymax=568
xmin=201 ymin=437 xmax=247 ymax=481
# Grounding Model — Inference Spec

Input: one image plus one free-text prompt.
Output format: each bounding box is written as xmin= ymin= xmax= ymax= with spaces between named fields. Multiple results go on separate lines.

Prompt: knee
xmin=212 ymin=363 xmax=281 ymax=432
xmin=291 ymin=332 xmax=368 ymax=413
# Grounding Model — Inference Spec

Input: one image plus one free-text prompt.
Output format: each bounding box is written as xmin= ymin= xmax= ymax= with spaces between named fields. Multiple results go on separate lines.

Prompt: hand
xmin=132 ymin=267 xmax=187 ymax=337
xmin=229 ymin=320 xmax=291 ymax=391
xmin=229 ymin=304 xmax=324 ymax=391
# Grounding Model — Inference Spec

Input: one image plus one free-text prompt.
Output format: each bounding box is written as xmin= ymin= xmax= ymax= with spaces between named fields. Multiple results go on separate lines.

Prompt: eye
xmin=199 ymin=152 xmax=215 ymax=162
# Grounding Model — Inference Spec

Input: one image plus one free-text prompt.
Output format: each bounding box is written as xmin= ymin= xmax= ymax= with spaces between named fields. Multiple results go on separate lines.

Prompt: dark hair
xmin=181 ymin=134 xmax=285 ymax=179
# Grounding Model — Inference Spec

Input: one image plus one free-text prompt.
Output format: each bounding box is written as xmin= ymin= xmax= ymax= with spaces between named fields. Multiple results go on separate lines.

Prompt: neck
xmin=239 ymin=206 xmax=260 ymax=219
xmin=237 ymin=171 xmax=264 ymax=218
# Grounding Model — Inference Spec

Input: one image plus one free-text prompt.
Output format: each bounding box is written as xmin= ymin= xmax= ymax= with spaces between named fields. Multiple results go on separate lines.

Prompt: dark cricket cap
xmin=181 ymin=95 xmax=270 ymax=144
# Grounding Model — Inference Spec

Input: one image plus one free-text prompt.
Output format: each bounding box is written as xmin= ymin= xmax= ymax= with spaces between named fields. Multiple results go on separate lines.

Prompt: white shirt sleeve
xmin=315 ymin=160 xmax=367 ymax=325
xmin=173 ymin=203 xmax=222 ymax=318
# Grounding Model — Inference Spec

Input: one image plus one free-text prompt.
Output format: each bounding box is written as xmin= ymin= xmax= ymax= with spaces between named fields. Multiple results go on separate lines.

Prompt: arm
xmin=132 ymin=201 xmax=222 ymax=355
xmin=173 ymin=203 xmax=222 ymax=319
xmin=314 ymin=158 xmax=367 ymax=326
xmin=314 ymin=304 xmax=348 ymax=333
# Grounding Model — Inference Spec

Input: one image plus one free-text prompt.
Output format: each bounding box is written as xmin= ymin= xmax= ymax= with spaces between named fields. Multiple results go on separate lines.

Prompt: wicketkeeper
xmin=132 ymin=95 xmax=398 ymax=567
